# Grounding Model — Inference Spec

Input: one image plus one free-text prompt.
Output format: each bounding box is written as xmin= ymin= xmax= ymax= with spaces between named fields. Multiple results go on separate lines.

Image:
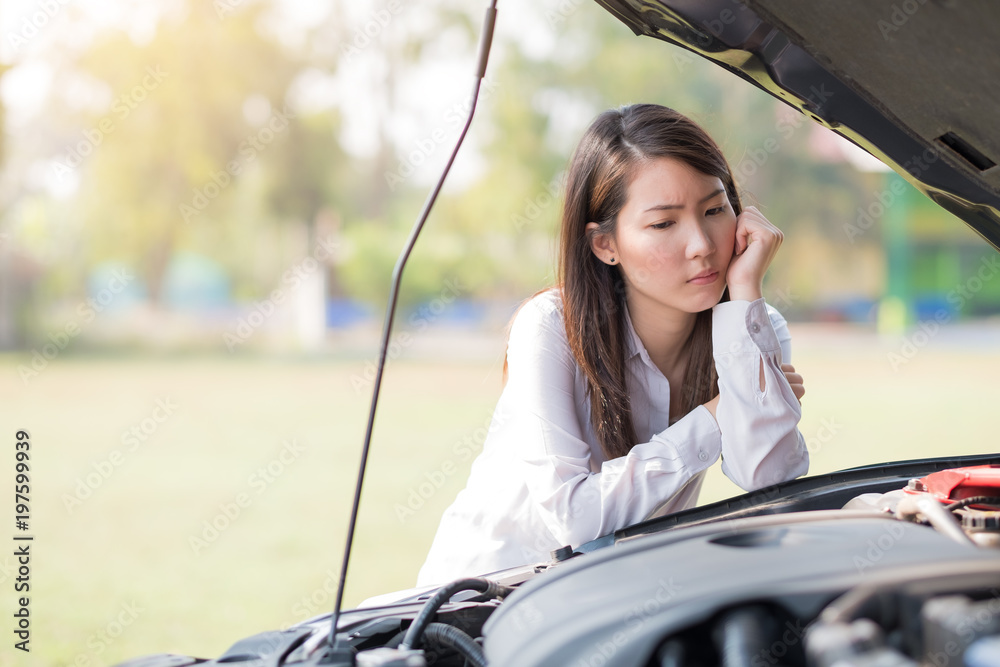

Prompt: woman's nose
xmin=685 ymin=221 xmax=716 ymax=258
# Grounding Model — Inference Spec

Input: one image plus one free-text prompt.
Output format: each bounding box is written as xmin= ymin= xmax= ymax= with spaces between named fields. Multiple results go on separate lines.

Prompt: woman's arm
xmin=502 ymin=293 xmax=723 ymax=549
xmin=710 ymin=298 xmax=809 ymax=491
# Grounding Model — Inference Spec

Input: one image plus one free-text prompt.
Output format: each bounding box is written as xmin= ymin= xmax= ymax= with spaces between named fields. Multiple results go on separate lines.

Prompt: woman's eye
xmin=706 ymin=206 xmax=725 ymax=216
xmin=650 ymin=221 xmax=674 ymax=230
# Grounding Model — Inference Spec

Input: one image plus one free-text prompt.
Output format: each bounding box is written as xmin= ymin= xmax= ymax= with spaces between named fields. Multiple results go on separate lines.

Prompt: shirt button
xmin=698 ymin=450 xmax=709 ymax=462
xmin=750 ymin=323 xmax=761 ymax=333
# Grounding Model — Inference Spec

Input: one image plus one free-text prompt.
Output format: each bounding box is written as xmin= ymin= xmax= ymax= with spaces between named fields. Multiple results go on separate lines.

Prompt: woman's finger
xmin=734 ymin=214 xmax=750 ymax=255
xmin=781 ymin=363 xmax=804 ymax=402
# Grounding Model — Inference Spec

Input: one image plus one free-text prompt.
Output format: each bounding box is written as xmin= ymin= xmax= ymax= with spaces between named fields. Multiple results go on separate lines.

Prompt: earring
xmin=609 ymin=257 xmax=616 ymax=264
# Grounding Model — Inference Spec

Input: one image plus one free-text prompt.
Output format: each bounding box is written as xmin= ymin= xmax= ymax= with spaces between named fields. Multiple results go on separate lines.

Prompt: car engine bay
xmin=116 ymin=461 xmax=1000 ymax=667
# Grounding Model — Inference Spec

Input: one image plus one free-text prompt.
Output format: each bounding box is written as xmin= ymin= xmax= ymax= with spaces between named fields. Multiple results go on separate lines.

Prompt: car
xmin=115 ymin=1 xmax=1000 ymax=666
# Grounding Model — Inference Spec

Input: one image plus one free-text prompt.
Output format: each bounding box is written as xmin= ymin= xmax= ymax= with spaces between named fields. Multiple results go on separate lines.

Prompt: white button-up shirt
xmin=416 ymin=290 xmax=809 ymax=586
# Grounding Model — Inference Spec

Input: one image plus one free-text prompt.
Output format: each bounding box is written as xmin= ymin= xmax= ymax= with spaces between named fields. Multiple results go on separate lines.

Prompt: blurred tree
xmin=366 ymin=1 xmax=791 ymax=304
xmin=65 ymin=1 xmax=309 ymax=303
xmin=378 ymin=0 xmax=898 ymax=312
xmin=11 ymin=0 xmax=971 ymax=323
xmin=309 ymin=1 xmax=481 ymax=221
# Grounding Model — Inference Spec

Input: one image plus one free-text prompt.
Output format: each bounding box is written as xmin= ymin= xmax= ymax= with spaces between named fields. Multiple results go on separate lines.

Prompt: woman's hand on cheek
xmin=725 ymin=205 xmax=784 ymax=302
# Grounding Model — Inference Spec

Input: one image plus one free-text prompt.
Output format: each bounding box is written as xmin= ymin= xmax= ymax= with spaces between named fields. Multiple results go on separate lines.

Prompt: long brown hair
xmin=559 ymin=104 xmax=741 ymax=459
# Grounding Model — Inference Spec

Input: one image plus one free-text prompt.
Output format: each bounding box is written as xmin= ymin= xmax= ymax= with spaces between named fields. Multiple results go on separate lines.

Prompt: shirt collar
xmin=622 ymin=300 xmax=648 ymax=363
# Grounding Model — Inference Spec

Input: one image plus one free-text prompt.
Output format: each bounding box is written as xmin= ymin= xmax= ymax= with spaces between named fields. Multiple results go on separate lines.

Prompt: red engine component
xmin=906 ymin=466 xmax=1000 ymax=506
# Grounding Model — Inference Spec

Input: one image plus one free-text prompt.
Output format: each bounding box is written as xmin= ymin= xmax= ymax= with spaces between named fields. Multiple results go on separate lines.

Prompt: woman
xmin=416 ymin=104 xmax=808 ymax=586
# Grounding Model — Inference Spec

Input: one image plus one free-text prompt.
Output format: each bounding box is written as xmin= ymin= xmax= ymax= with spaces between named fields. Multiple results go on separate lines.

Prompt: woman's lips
xmin=687 ymin=270 xmax=719 ymax=285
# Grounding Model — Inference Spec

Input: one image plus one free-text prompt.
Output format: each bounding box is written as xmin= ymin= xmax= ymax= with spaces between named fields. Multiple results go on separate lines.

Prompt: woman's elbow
xmin=724 ymin=431 xmax=809 ymax=491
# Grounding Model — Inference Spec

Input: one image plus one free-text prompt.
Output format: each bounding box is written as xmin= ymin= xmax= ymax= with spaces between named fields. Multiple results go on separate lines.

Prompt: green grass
xmin=0 ymin=325 xmax=997 ymax=666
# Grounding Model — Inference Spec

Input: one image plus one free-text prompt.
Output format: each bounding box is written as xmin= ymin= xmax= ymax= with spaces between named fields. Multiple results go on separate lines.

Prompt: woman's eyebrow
xmin=642 ymin=188 xmax=725 ymax=213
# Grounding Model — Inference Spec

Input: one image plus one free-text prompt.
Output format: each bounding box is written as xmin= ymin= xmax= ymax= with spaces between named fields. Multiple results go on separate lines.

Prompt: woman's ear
xmin=585 ymin=222 xmax=618 ymax=266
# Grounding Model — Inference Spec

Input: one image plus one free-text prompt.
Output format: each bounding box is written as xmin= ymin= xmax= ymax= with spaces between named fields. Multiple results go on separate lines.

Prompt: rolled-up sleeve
xmin=712 ymin=298 xmax=809 ymax=491
xmin=505 ymin=296 xmax=723 ymax=549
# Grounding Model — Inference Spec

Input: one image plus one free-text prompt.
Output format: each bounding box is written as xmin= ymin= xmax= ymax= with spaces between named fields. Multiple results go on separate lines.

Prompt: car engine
xmin=116 ymin=464 xmax=1000 ymax=667
xmin=480 ymin=465 xmax=1000 ymax=667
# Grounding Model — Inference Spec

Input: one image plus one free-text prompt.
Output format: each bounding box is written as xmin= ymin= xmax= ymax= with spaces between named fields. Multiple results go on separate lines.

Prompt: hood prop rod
xmin=323 ymin=2 xmax=498 ymax=663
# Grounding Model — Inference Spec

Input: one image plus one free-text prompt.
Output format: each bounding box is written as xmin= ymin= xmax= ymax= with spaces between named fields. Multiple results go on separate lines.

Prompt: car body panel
xmin=484 ymin=514 xmax=1000 ymax=666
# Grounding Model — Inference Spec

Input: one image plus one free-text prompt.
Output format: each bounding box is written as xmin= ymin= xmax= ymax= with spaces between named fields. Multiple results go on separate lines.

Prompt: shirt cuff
xmin=648 ymin=404 xmax=722 ymax=471
xmin=712 ymin=298 xmax=781 ymax=357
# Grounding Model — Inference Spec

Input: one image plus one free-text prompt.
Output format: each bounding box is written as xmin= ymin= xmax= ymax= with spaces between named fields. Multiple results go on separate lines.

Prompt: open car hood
xmin=594 ymin=0 xmax=1000 ymax=251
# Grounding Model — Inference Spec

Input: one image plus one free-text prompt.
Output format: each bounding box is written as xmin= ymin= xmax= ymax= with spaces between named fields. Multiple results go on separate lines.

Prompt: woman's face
xmin=594 ymin=156 xmax=737 ymax=317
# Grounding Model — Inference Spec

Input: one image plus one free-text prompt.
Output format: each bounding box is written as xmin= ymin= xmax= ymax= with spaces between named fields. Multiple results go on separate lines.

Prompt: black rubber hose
xmin=400 ymin=577 xmax=514 ymax=651
xmin=384 ymin=629 xmax=406 ymax=649
xmin=946 ymin=496 xmax=1000 ymax=511
xmin=714 ymin=606 xmax=776 ymax=667
xmin=422 ymin=623 xmax=487 ymax=667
